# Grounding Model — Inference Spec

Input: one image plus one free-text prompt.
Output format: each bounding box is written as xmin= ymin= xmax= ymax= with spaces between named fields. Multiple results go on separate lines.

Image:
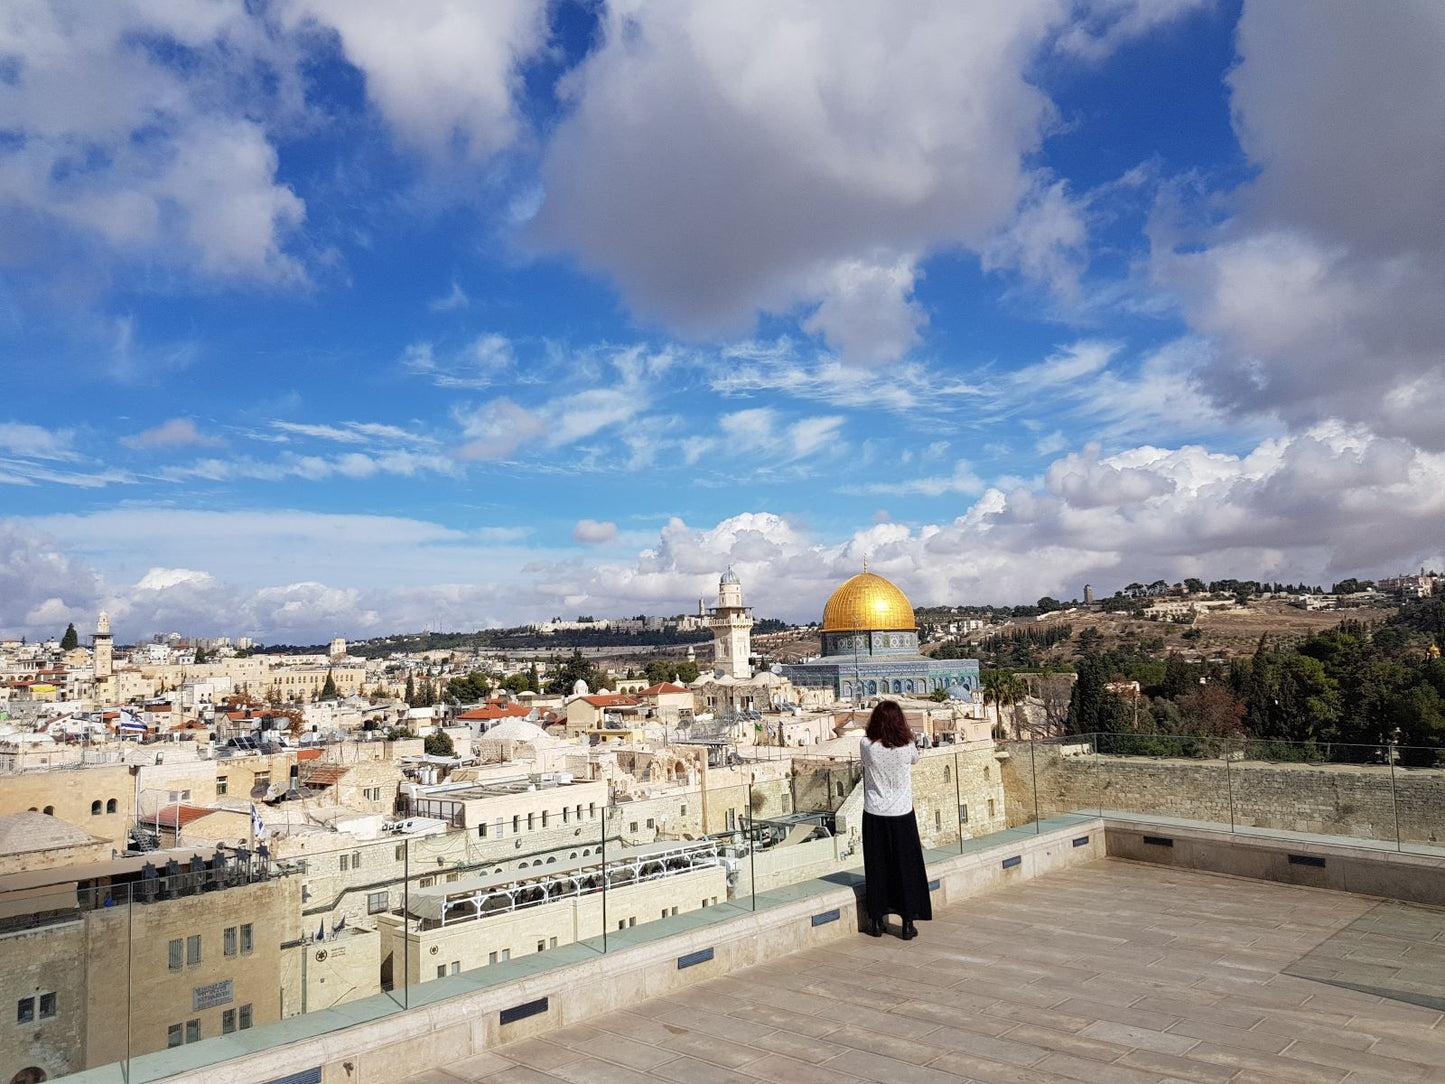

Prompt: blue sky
xmin=3 ymin=1 xmax=1444 ymax=643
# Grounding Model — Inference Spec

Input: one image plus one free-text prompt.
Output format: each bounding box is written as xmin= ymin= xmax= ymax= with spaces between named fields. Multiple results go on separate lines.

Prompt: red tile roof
xmin=639 ymin=682 xmax=690 ymax=696
xmin=580 ymin=694 xmax=639 ymax=707
xmin=154 ymin=804 xmax=225 ymax=829
xmin=456 ymin=703 xmax=533 ymax=721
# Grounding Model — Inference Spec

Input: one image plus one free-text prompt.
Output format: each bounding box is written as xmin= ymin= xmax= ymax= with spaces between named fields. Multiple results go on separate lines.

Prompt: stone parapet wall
xmin=1001 ymin=740 xmax=1445 ymax=846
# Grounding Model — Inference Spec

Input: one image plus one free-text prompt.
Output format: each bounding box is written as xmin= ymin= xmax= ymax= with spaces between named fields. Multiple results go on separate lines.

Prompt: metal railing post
xmin=1388 ymin=740 xmax=1401 ymax=853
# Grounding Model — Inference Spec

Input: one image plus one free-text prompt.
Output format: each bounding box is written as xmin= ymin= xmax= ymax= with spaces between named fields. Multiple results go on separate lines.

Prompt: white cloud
xmin=1153 ymin=4 xmax=1445 ymax=449
xmin=428 ymin=279 xmax=470 ymax=313
xmin=281 ymin=0 xmax=549 ymax=161
xmin=123 ymin=418 xmax=222 ymax=449
xmin=402 ymin=334 xmax=516 ymax=389
xmin=531 ymin=0 xmax=1071 ymax=363
xmin=7 ymin=422 xmax=1445 ymax=640
xmin=0 ymin=422 xmax=76 ymax=460
xmin=0 ymin=2 xmax=306 ymax=283
xmin=572 ymin=519 xmax=618 ymax=545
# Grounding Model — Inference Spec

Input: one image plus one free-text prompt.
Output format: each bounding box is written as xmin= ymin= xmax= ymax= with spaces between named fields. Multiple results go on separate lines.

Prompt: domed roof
xmin=720 ymin=568 xmax=740 ymax=586
xmin=822 ymin=572 xmax=916 ymax=632
xmin=0 ymin=811 xmax=96 ymax=856
xmin=479 ymin=718 xmax=554 ymax=745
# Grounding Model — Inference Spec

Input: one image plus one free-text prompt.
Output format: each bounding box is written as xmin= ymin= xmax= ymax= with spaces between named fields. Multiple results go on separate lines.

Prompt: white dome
xmin=480 ymin=718 xmax=555 ymax=745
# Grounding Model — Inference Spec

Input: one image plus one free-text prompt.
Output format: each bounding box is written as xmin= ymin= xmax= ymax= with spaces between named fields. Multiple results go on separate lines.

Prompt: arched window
xmin=43 ymin=806 xmax=54 ymax=816
xmin=92 ymin=800 xmax=103 ymax=816
xmin=892 ymin=680 xmax=902 ymax=694
xmin=866 ymin=681 xmax=877 ymax=696
xmin=943 ymin=765 xmax=951 ymax=783
xmin=107 ymin=798 xmax=118 ymax=814
xmin=841 ymin=681 xmax=852 ymax=698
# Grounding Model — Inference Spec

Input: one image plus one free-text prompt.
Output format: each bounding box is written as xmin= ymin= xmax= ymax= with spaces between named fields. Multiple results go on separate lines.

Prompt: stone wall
xmin=1000 ymin=740 xmax=1445 ymax=845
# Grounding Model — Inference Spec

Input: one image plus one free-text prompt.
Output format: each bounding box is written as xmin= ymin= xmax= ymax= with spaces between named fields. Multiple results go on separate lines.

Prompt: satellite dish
xmin=249 ymin=783 xmax=269 ymax=799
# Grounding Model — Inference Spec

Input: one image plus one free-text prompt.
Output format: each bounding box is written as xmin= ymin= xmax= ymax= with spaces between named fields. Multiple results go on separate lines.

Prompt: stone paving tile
xmin=398 ymin=861 xmax=1445 ymax=1084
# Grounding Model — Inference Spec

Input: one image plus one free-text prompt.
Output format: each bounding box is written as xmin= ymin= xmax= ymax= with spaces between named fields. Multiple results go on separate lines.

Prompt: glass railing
xmin=1007 ymin=731 xmax=1443 ymax=855
xmin=31 ymin=729 xmax=1442 ymax=1081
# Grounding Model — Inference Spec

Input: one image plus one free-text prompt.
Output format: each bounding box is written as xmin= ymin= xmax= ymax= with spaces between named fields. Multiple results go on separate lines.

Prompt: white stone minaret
xmin=93 ymin=611 xmax=113 ymax=680
xmin=706 ymin=569 xmax=753 ymax=680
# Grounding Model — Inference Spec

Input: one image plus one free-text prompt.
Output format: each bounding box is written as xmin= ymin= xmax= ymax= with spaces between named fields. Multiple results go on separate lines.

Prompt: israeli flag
xmin=119 ymin=710 xmax=146 ymax=732
xmin=250 ymin=803 xmax=266 ymax=840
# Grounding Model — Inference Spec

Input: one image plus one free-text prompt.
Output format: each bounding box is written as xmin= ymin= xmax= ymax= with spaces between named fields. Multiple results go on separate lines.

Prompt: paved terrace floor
xmin=401 ymin=860 xmax=1445 ymax=1084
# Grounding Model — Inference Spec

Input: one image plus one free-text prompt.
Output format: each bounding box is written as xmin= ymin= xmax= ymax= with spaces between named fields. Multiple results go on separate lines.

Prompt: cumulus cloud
xmin=572 ymin=519 xmax=618 ymax=545
xmin=1154 ymin=4 xmax=1445 ymax=448
xmin=6 ymin=421 xmax=1445 ymax=640
xmin=281 ymin=0 xmax=549 ymax=161
xmin=0 ymin=2 xmax=306 ymax=284
xmin=531 ymin=0 xmax=1074 ymax=364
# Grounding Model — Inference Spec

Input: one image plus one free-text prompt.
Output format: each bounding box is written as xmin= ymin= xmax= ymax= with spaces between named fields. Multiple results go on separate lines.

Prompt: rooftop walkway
xmin=400 ymin=859 xmax=1445 ymax=1084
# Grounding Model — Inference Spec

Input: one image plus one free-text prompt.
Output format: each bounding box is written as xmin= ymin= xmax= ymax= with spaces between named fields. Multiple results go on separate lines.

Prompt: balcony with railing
xmin=13 ymin=734 xmax=1444 ymax=1084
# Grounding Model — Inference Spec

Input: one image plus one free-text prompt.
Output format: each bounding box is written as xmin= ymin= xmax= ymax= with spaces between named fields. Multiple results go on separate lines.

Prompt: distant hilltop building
xmin=1083 ymin=584 xmax=1094 ymax=605
xmin=705 ymin=568 xmax=753 ymax=680
xmin=781 ymin=568 xmax=980 ymax=700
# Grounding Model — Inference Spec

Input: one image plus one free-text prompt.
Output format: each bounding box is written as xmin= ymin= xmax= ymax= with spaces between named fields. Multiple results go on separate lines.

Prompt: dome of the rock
xmin=821 ymin=572 xmax=916 ymax=632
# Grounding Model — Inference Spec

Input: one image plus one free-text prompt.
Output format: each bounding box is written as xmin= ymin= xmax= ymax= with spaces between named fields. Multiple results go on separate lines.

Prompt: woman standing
xmin=859 ymin=700 xmax=932 ymax=939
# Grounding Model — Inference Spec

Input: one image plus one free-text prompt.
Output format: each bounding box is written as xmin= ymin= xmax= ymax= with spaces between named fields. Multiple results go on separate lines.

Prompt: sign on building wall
xmin=193 ymin=979 xmax=234 ymax=1011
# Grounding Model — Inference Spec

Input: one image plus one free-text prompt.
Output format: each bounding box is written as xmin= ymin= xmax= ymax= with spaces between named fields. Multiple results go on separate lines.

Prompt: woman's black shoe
xmin=864 ymin=918 xmax=884 ymax=937
xmin=901 ymin=922 xmax=918 ymax=940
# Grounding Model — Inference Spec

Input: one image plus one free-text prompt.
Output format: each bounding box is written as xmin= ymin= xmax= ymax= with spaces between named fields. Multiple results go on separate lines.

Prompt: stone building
xmin=705 ymin=569 xmax=753 ymax=679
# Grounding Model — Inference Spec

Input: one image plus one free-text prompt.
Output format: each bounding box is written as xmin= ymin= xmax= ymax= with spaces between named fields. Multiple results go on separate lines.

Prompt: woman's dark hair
xmin=865 ymin=700 xmax=912 ymax=748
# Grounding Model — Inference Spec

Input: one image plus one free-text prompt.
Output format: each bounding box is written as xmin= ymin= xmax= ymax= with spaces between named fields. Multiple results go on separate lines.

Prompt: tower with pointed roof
xmin=706 ymin=568 xmax=753 ymax=680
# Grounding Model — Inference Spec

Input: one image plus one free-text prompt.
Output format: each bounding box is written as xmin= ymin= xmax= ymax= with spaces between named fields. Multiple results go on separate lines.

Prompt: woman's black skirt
xmin=862 ymin=809 xmax=932 ymax=922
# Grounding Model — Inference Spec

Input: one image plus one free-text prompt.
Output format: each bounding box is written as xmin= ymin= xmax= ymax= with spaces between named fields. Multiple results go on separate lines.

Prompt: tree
xmin=1183 ymin=578 xmax=1206 ymax=594
xmin=424 ymin=730 xmax=456 ymax=757
xmin=501 ymin=672 xmax=531 ymax=694
xmin=1177 ymin=685 xmax=1246 ymax=737
xmin=404 ymin=674 xmax=415 ymax=705
xmin=982 ymin=671 xmax=1027 ymax=738
xmin=1036 ymin=596 xmax=1063 ymax=613
xmin=546 ymin=649 xmax=608 ymax=694
xmin=1066 ymin=654 xmax=1129 ymax=734
xmin=318 ymin=671 xmax=340 ymax=701
xmin=526 ymin=663 xmax=540 ymax=692
xmin=60 ymin=623 xmax=78 ymax=650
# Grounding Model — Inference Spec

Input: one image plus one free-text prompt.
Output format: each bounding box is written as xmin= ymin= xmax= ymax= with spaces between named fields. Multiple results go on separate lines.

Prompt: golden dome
xmin=821 ymin=572 xmax=916 ymax=632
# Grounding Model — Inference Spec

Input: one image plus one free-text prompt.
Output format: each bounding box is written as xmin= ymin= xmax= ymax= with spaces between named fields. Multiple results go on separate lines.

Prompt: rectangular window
xmin=541 ymin=810 xmax=548 ymax=828
xmin=562 ymin=807 xmax=569 ymax=823
xmin=17 ymin=997 xmax=34 ymax=1024
xmin=367 ymin=890 xmax=389 ymax=914
xmin=419 ymin=875 xmax=435 ymax=888
xmin=500 ymin=948 xmax=510 ymax=962
xmin=527 ymin=812 xmax=534 ymax=831
xmin=224 ymin=926 xmax=237 ymax=957
xmin=254 ymin=772 xmax=270 ymax=788
xmin=185 ymin=1019 xmax=200 ymax=1044
xmin=959 ymin=803 xmax=969 ymax=824
xmin=646 ymin=818 xmax=654 ymax=829
xmin=395 ymin=843 xmax=406 ymax=861
xmin=477 ymin=821 xmax=487 ymax=838
xmin=629 ymin=821 xmax=638 ymax=833
xmin=549 ymin=937 xmax=557 ymax=949
xmin=681 ymin=805 xmax=687 ymax=816
xmin=436 ymin=965 xmax=446 ymax=979
xmin=351 ymin=850 xmax=361 ymax=868
xmin=187 ymin=934 xmax=201 ymax=966
xmin=222 ymin=1009 xmax=236 ymax=1034
xmin=935 ymin=809 xmax=942 ymax=831
xmin=512 ymin=815 xmax=520 ymax=834
xmin=239 ymin=1005 xmax=252 ymax=1030
xmin=168 ymin=1024 xmax=183 ymax=1048
xmin=168 ymin=938 xmax=183 ymax=971
xmin=240 ymin=924 xmax=253 ymax=955
xmin=987 ymin=798 xmax=996 ymax=817
xmin=339 ymin=854 xmax=349 ymax=872
xmin=38 ymin=993 xmax=55 ymax=1019
xmin=450 ymin=961 xmax=459 ymax=975
xmin=538 ymin=939 xmax=546 ymax=952
xmin=589 ymin=802 xmax=596 ymax=818
xmin=488 ymin=951 xmax=497 ymax=965
xmin=216 ymin=776 xmax=228 ymax=796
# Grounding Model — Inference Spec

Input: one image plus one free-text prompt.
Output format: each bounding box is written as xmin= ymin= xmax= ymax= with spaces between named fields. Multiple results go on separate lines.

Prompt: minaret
xmin=93 ymin=611 xmax=113 ymax=680
xmin=706 ymin=569 xmax=753 ymax=680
